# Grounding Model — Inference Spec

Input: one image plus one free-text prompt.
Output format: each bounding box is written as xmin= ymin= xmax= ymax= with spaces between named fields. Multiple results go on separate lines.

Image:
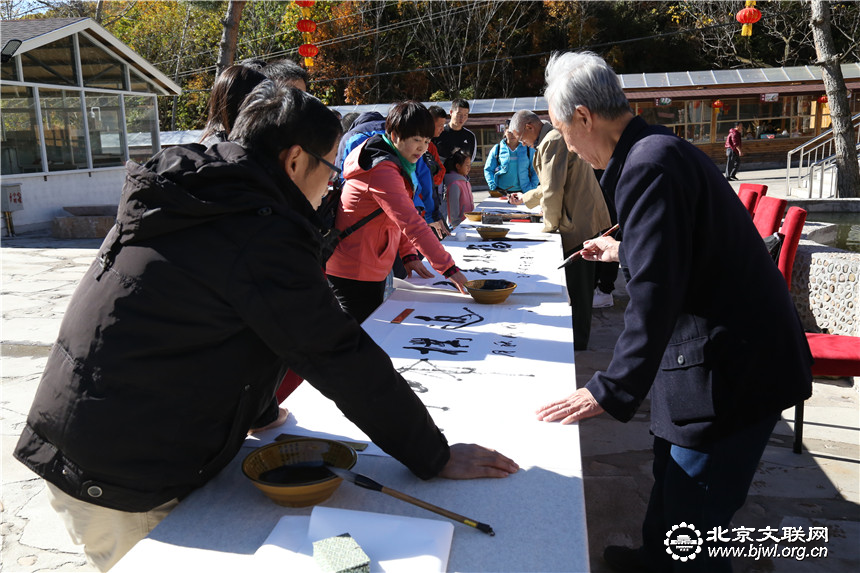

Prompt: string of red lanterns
xmin=736 ymin=0 xmax=762 ymax=37
xmin=295 ymin=0 xmax=318 ymax=67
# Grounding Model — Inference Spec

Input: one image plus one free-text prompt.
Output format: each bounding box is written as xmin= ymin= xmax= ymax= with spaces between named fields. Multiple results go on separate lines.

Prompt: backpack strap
xmin=337 ymin=207 xmax=383 ymax=242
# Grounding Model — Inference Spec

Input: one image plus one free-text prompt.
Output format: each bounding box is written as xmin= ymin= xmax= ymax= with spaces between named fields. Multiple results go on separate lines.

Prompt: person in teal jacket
xmin=483 ymin=129 xmax=540 ymax=194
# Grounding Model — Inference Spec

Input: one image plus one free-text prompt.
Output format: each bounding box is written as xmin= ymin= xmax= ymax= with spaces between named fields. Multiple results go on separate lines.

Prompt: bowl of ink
xmin=476 ymin=226 xmax=510 ymax=240
xmin=242 ymin=437 xmax=357 ymax=507
xmin=464 ymin=279 xmax=517 ymax=304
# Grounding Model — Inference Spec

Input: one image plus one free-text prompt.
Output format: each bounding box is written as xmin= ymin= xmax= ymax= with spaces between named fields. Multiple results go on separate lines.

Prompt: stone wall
xmin=791 ymin=240 xmax=859 ymax=336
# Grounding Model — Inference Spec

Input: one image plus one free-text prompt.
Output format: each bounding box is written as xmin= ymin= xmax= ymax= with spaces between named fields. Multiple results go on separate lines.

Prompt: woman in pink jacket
xmin=326 ymin=101 xmax=469 ymax=322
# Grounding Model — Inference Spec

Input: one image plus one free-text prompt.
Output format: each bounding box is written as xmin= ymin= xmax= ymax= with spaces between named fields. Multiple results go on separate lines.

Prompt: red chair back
xmin=737 ymin=188 xmax=757 ymax=215
xmin=738 ymin=183 xmax=768 ymax=215
xmin=753 ymin=196 xmax=787 ymax=237
xmin=777 ymin=207 xmax=807 ymax=290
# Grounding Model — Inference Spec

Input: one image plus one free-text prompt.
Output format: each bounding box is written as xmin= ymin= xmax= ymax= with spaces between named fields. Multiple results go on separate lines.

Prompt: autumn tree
xmin=215 ymin=0 xmax=245 ymax=78
xmin=811 ymin=0 xmax=859 ymax=198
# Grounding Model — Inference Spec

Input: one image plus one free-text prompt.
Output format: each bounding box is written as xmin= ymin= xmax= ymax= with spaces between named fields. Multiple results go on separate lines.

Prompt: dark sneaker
xmin=603 ymin=546 xmax=653 ymax=572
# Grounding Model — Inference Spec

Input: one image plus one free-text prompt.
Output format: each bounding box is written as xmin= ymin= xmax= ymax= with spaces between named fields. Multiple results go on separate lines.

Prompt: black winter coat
xmin=14 ymin=142 xmax=449 ymax=512
xmin=585 ymin=117 xmax=812 ymax=448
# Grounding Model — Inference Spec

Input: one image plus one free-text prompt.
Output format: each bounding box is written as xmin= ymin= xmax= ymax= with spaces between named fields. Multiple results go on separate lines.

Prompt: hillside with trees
xmin=3 ymin=0 xmax=858 ymax=132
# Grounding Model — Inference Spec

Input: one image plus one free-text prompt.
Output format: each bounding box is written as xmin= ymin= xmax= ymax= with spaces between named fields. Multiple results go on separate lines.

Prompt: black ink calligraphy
xmin=414 ymin=306 xmax=485 ymax=330
xmin=403 ymin=337 xmax=473 ymax=355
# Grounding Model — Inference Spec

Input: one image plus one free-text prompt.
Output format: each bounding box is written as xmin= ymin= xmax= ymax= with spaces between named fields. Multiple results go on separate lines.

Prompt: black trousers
xmin=563 ymin=244 xmax=596 ymax=351
xmin=725 ymin=148 xmax=741 ymax=178
xmin=594 ymin=261 xmax=619 ymax=294
xmin=326 ymin=274 xmax=386 ymax=324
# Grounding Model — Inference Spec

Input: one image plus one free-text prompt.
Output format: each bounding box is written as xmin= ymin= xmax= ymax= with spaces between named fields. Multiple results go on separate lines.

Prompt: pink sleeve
xmin=367 ymin=162 xmax=456 ymax=274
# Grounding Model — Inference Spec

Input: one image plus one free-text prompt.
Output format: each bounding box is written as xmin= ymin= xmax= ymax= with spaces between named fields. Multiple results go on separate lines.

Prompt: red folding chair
xmin=777 ymin=207 xmax=807 ymax=291
xmin=737 ymin=183 xmax=768 ymax=216
xmin=752 ymin=196 xmax=787 ymax=238
xmin=795 ymin=333 xmax=860 ymax=453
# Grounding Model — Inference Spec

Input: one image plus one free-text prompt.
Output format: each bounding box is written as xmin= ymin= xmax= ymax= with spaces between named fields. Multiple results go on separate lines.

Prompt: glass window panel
xmin=85 ymin=92 xmax=124 ymax=167
xmin=761 ymin=68 xmax=789 ymax=82
xmin=22 ymin=36 xmax=78 ymax=86
xmin=667 ymin=72 xmax=693 ymax=86
xmin=79 ymin=34 xmax=126 ymax=90
xmin=712 ymin=70 xmax=740 ymax=84
xmin=1 ymin=57 xmax=18 ymax=81
xmin=737 ymin=69 xmax=766 ymax=82
xmin=1 ymin=85 xmax=44 ymax=174
xmin=785 ymin=68 xmax=815 ymax=81
xmin=620 ymin=73 xmax=646 ymax=88
xmin=40 ymin=89 xmax=88 ymax=171
xmin=129 ymin=68 xmax=153 ymax=93
xmin=688 ymin=71 xmax=716 ymax=85
xmin=125 ymin=95 xmax=158 ymax=163
xmin=642 ymin=72 xmax=670 ymax=87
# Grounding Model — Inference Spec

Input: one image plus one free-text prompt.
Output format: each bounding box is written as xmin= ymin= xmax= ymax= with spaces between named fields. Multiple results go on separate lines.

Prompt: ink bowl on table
xmin=476 ymin=226 xmax=509 ymax=240
xmin=464 ymin=279 xmax=517 ymax=304
xmin=464 ymin=211 xmax=483 ymax=222
xmin=242 ymin=437 xmax=357 ymax=507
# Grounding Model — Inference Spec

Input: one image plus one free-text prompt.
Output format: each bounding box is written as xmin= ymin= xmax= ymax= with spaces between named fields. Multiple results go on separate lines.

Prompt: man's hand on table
xmin=581 ymin=236 xmax=620 ymax=263
xmin=535 ymin=388 xmax=604 ymax=424
xmin=439 ymin=443 xmax=519 ymax=479
xmin=507 ymin=192 xmax=524 ymax=205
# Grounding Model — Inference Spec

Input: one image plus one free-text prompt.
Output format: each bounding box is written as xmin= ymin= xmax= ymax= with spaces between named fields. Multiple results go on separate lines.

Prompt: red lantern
xmin=298 ymin=44 xmax=319 ymax=58
xmin=736 ymin=1 xmax=761 ymax=37
xmin=295 ymin=0 xmax=315 ymax=7
xmin=296 ymin=19 xmax=316 ymax=33
xmin=818 ymin=95 xmax=828 ymax=104
xmin=712 ymin=100 xmax=724 ymax=109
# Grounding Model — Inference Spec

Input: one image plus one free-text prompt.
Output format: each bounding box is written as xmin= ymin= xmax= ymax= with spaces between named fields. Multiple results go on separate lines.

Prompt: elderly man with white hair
xmin=534 ymin=51 xmax=812 ymax=573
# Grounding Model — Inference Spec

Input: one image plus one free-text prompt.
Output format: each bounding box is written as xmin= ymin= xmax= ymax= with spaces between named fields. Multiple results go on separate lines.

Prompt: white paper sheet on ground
xmin=255 ymin=507 xmax=454 ymax=573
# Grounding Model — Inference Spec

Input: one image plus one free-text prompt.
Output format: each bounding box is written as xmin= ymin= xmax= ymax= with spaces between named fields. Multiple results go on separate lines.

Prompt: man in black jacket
xmin=14 ymin=82 xmax=517 ymax=572
xmin=535 ymin=53 xmax=811 ymax=573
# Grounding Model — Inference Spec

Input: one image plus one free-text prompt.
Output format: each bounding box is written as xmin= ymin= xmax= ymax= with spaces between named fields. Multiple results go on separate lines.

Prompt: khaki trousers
xmin=45 ymin=482 xmax=179 ymax=572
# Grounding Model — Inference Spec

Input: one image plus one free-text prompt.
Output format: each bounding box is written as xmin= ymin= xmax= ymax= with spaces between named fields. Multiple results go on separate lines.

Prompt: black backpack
xmin=317 ymin=179 xmax=382 ymax=261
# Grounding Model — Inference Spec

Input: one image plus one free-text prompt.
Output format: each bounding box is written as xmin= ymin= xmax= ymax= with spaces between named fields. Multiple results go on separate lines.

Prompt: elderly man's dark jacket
xmin=586 ymin=117 xmax=812 ymax=448
xmin=14 ymin=142 xmax=449 ymax=512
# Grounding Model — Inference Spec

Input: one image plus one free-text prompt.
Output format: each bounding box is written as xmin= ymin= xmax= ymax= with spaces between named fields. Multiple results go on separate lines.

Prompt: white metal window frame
xmin=1 ymin=31 xmax=162 ymax=176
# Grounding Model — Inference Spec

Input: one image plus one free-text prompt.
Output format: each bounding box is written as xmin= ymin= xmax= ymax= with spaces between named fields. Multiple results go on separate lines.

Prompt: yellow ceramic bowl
xmin=476 ymin=226 xmax=510 ymax=240
xmin=242 ymin=438 xmax=357 ymax=507
xmin=464 ymin=211 xmax=483 ymax=222
xmin=464 ymin=279 xmax=517 ymax=304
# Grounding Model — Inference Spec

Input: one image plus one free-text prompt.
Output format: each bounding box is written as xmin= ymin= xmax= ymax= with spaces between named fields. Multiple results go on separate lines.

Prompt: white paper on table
xmin=244 ymin=386 xmax=390 ymax=457
xmin=254 ymin=507 xmax=454 ymax=573
xmin=112 ymin=539 xmax=252 ymax=573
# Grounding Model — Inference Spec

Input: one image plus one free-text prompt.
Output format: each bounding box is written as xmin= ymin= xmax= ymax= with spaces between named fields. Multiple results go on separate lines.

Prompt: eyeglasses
xmin=302 ymin=147 xmax=342 ymax=182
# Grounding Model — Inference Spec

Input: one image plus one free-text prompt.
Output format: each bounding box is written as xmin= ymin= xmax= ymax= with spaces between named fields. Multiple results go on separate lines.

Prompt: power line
xmin=169 ymin=1 xmax=494 ymax=79
xmin=310 ymin=20 xmax=737 ymax=85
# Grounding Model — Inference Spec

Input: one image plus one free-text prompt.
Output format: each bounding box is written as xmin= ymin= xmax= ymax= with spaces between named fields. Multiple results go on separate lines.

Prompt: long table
xmin=113 ymin=200 xmax=587 ymax=573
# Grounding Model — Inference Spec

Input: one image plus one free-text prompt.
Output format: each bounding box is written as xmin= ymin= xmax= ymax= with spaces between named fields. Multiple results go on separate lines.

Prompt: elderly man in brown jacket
xmin=509 ymin=109 xmax=611 ymax=350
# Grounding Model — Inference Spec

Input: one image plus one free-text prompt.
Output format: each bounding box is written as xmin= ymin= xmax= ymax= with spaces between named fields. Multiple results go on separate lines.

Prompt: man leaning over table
xmin=13 ymin=81 xmax=518 ymax=572
xmin=534 ymin=52 xmax=812 ymax=573
xmin=507 ymin=109 xmax=611 ymax=351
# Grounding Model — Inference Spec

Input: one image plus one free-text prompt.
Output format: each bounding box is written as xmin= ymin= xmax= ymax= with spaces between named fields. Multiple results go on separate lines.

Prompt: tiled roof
xmin=1 ymin=18 xmax=88 ymax=43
